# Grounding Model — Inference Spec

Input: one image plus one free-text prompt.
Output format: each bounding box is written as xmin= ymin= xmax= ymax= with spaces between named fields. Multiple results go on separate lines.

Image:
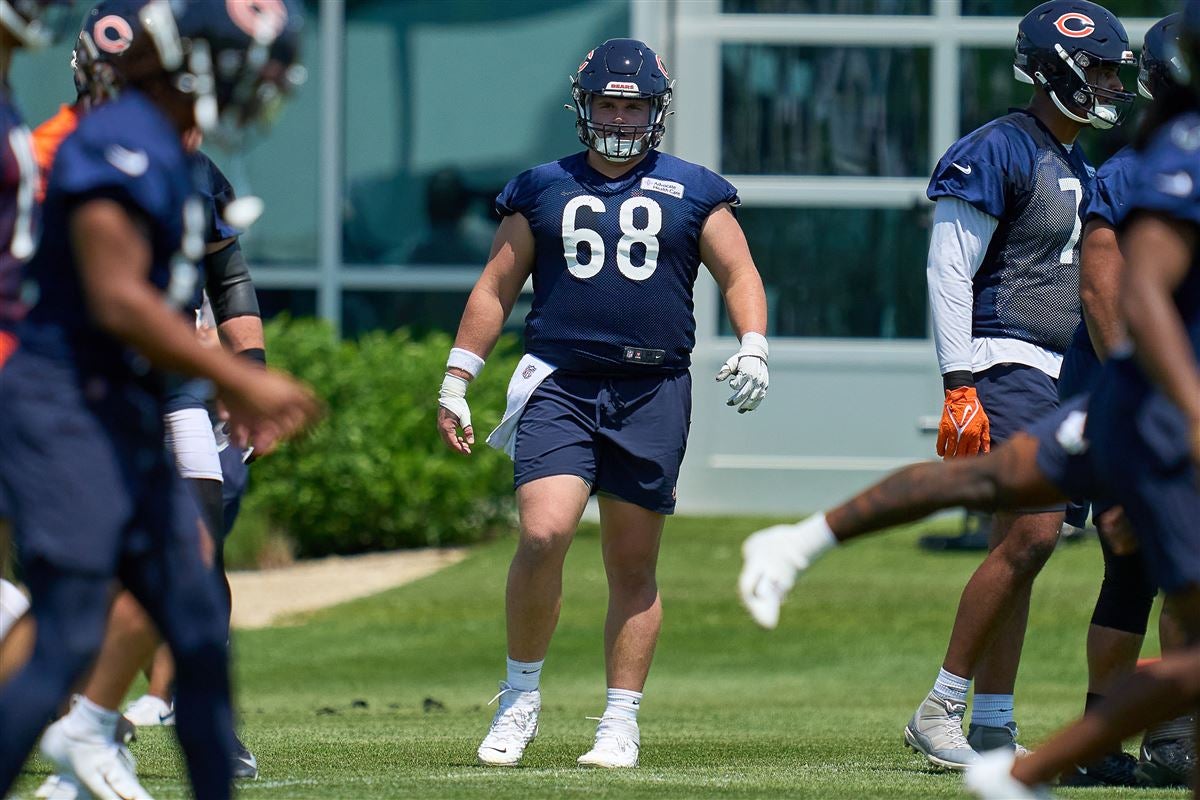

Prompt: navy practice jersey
xmin=497 ymin=150 xmax=738 ymax=374
xmin=928 ymin=109 xmax=1095 ymax=354
xmin=1084 ymin=144 xmax=1138 ymax=228
xmin=0 ymin=91 xmax=38 ymax=328
xmin=21 ymin=89 xmax=202 ymax=384
xmin=196 ymin=151 xmax=239 ymax=245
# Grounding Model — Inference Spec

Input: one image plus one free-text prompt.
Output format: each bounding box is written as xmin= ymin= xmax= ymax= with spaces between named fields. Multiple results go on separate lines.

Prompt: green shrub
xmin=246 ymin=317 xmax=520 ymax=557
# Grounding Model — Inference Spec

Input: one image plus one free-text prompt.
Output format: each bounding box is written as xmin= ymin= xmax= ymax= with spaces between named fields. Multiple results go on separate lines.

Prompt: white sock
xmin=63 ymin=696 xmax=119 ymax=743
xmin=505 ymin=657 xmax=543 ymax=693
xmin=931 ymin=667 xmax=970 ymax=704
xmin=603 ymin=688 xmax=642 ymax=724
xmin=783 ymin=512 xmax=838 ymax=566
xmin=972 ymin=694 xmax=1014 ymax=728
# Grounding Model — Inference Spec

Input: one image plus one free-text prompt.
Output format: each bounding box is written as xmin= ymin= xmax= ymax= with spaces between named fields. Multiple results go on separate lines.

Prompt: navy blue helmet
xmin=1013 ymin=0 xmax=1136 ymax=129
xmin=73 ymin=0 xmax=144 ymax=101
xmin=0 ymin=0 xmax=74 ymax=48
xmin=570 ymin=38 xmax=672 ymax=163
xmin=132 ymin=0 xmax=305 ymax=145
xmin=1139 ymin=13 xmax=1182 ymax=100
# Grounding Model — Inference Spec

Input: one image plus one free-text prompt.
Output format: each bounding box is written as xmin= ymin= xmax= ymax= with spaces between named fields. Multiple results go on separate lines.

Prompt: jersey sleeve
xmin=1084 ymin=149 xmax=1136 ymax=227
xmin=195 ymin=152 xmax=240 ymax=242
xmin=1125 ymin=117 xmax=1200 ymax=227
xmin=693 ymin=168 xmax=740 ymax=218
xmin=52 ymin=127 xmax=172 ymax=225
xmin=927 ymin=126 xmax=1025 ymax=220
xmin=495 ymin=169 xmax=540 ymax=217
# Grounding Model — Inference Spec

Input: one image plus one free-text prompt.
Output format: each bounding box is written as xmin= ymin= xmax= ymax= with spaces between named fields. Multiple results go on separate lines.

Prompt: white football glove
xmin=716 ymin=332 xmax=769 ymax=413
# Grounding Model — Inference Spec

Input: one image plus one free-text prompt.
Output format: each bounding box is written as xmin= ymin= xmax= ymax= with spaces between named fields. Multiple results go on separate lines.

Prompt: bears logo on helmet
xmin=1054 ymin=12 xmax=1095 ymax=38
xmin=92 ymin=13 xmax=133 ymax=54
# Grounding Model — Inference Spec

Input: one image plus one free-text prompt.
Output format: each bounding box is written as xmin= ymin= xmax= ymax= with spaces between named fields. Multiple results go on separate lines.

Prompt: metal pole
xmin=318 ymin=0 xmax=345 ymax=333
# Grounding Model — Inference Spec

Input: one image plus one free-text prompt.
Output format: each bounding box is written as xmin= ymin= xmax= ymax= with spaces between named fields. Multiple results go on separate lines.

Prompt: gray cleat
xmin=904 ymin=693 xmax=981 ymax=771
xmin=968 ymin=721 xmax=1029 ymax=755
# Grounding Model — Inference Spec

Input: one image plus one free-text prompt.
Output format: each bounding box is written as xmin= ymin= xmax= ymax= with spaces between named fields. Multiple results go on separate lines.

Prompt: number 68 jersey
xmin=928 ymin=109 xmax=1095 ymax=355
xmin=497 ymin=150 xmax=738 ymax=374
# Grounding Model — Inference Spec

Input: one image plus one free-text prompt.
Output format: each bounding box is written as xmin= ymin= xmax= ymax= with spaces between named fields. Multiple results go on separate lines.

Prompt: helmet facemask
xmin=571 ymin=83 xmax=671 ymax=163
xmin=1016 ymin=43 xmax=1136 ymax=129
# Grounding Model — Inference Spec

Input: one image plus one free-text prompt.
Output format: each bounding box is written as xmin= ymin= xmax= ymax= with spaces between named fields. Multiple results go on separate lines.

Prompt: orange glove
xmin=937 ymin=386 xmax=990 ymax=458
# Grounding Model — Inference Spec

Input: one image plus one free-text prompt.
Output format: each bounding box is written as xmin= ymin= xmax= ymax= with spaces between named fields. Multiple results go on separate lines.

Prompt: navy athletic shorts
xmin=0 ymin=351 xmax=204 ymax=575
xmin=513 ymin=371 xmax=692 ymax=514
xmin=1034 ymin=359 xmax=1200 ymax=594
xmin=1056 ymin=326 xmax=1107 ymax=526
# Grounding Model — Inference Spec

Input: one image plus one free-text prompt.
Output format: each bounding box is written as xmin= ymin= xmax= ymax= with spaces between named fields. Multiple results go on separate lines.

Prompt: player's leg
xmin=1137 ymin=594 xmax=1197 ymax=787
xmin=1057 ymin=510 xmax=1156 ymax=786
xmin=577 ymin=372 xmax=689 ymax=768
xmin=119 ymin=469 xmax=235 ymax=800
xmin=740 ymin=432 xmax=1067 ymax=630
xmin=478 ymin=374 xmax=597 ymax=767
xmin=576 ymin=496 xmax=664 ymax=768
xmin=964 ymin=508 xmax=1063 ymax=753
xmin=0 ymin=577 xmax=33 ymax=684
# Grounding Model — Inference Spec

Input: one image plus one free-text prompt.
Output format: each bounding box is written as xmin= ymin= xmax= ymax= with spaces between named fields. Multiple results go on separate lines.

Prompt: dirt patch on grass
xmin=228 ymin=547 xmax=468 ymax=629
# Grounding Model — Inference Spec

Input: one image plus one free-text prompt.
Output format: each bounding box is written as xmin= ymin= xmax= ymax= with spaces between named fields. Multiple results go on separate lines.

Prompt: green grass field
xmin=14 ymin=516 xmax=1188 ymax=799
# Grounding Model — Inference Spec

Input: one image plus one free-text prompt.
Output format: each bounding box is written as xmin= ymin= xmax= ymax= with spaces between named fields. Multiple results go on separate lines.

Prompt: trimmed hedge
xmin=248 ymin=317 xmax=520 ymax=556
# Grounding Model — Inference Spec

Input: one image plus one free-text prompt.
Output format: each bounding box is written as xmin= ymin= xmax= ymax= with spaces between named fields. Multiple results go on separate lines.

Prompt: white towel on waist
xmin=486 ymin=354 xmax=557 ymax=459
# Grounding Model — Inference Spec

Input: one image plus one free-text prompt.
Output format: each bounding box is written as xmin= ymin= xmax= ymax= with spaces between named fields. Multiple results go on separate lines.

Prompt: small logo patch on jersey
xmin=522 ymin=364 xmax=537 ymax=379
xmin=640 ymin=177 xmax=684 ymax=199
xmin=951 ymin=162 xmax=972 ymax=175
xmin=1054 ymin=12 xmax=1095 ymax=38
xmin=105 ymin=145 xmax=149 ymax=177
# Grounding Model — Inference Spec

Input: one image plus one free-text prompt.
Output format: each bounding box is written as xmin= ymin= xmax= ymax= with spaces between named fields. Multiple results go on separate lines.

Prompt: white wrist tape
xmin=740 ymin=331 xmax=768 ymax=361
xmin=447 ymin=347 xmax=485 ymax=378
xmin=440 ymin=373 xmax=469 ymax=401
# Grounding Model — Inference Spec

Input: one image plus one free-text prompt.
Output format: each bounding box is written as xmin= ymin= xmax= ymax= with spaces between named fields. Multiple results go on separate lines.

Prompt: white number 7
xmin=1058 ymin=177 xmax=1083 ymax=266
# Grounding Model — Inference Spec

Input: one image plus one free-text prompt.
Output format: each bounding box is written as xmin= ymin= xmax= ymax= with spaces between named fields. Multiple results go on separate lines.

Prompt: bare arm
xmin=1079 ymin=218 xmax=1126 ymax=360
xmin=73 ymin=200 xmax=320 ymax=441
xmin=73 ymin=200 xmax=259 ymax=390
xmin=700 ymin=204 xmax=767 ymax=337
xmin=1120 ymin=213 xmax=1200 ymax=425
xmin=446 ymin=212 xmax=535 ymax=382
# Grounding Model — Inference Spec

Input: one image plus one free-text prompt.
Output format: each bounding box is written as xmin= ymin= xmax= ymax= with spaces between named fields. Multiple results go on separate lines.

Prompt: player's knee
xmin=604 ymin=558 xmax=657 ymax=594
xmin=997 ymin=527 xmax=1057 ymax=577
xmin=1091 ymin=552 xmax=1156 ymax=635
xmin=516 ymin=525 xmax=573 ymax=565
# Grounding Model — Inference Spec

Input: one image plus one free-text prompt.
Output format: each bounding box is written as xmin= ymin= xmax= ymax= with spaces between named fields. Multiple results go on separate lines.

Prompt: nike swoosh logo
xmin=520 ymin=670 xmax=539 ymax=674
xmin=952 ymin=162 xmax=972 ymax=175
xmin=106 ymin=145 xmax=149 ymax=177
xmin=486 ymin=746 xmax=507 ymax=753
xmin=159 ymin=710 xmax=175 ymax=723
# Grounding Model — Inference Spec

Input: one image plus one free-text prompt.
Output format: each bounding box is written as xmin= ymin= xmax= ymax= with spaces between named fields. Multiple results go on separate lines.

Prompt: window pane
xmin=723 ymin=0 xmax=930 ymax=11
xmin=959 ymin=48 xmax=1134 ymax=165
xmin=964 ymin=0 xmax=1176 ymax=14
xmin=259 ymin=289 xmax=316 ymax=321
xmin=9 ymin=2 xmax=323 ymax=267
xmin=732 ymin=206 xmax=929 ymax=338
xmin=722 ymin=45 xmax=930 ymax=176
xmin=342 ymin=1 xmax=629 ymax=265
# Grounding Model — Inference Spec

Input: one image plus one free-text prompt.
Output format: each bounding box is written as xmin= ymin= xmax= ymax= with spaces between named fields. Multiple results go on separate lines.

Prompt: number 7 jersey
xmin=497 ymin=150 xmax=738 ymax=374
xmin=927 ymin=109 xmax=1094 ymax=355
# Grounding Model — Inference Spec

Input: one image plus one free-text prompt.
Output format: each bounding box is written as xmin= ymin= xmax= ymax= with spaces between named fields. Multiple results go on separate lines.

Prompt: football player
xmin=0 ymin=3 xmax=317 ymax=800
xmin=437 ymin=38 xmax=769 ymax=768
xmin=1055 ymin=13 xmax=1194 ymax=788
xmin=0 ymin=0 xmax=70 ymax=684
xmin=966 ymin=6 xmax=1200 ymax=795
xmin=746 ymin=0 xmax=1136 ymax=771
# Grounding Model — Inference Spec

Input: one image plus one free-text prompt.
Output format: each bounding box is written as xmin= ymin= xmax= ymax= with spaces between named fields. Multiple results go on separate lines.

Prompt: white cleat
xmin=738 ymin=524 xmax=809 ymax=629
xmin=476 ymin=682 xmax=540 ymax=767
xmin=577 ymin=716 xmax=639 ymax=768
xmin=965 ymin=748 xmax=1052 ymax=799
xmin=121 ymin=695 xmax=174 ymax=728
xmin=40 ymin=717 xmax=154 ymax=800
